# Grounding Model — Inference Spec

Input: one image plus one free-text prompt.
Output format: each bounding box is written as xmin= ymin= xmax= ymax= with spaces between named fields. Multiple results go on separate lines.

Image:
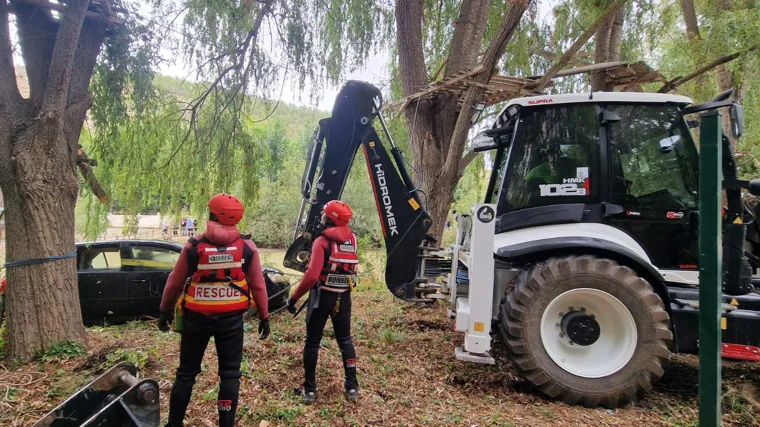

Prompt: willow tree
xmin=0 ymin=0 xmax=391 ymax=360
xmin=0 ymin=0 xmax=123 ymax=360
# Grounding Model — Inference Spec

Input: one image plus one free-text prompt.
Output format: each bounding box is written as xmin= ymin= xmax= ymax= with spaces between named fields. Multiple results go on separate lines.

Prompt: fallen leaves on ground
xmin=2 ymin=281 xmax=760 ymax=426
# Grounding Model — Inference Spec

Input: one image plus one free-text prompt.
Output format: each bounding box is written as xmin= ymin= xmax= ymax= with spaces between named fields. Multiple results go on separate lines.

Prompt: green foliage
xmin=74 ymin=0 xmax=759 ymax=252
xmin=36 ymin=341 xmax=86 ymax=362
xmin=379 ymin=326 xmax=406 ymax=344
xmin=106 ymin=347 xmax=160 ymax=370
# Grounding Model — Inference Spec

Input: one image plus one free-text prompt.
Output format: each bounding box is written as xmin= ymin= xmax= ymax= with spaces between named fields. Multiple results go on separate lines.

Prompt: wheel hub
xmin=561 ymin=311 xmax=600 ymax=346
xmin=540 ymin=288 xmax=638 ymax=378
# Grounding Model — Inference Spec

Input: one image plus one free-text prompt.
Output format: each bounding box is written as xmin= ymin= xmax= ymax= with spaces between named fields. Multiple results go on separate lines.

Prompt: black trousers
xmin=167 ymin=310 xmax=244 ymax=427
xmin=303 ymin=288 xmax=358 ymax=392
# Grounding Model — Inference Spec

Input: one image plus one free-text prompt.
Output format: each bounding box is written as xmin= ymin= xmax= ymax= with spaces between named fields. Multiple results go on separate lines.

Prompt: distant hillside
xmin=153 ymin=73 xmax=328 ymax=141
xmin=13 ymin=67 xmax=327 ymax=142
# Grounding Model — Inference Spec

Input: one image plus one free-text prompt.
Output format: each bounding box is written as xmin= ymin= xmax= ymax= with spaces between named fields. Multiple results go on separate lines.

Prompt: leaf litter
xmin=1 ymin=283 xmax=759 ymax=426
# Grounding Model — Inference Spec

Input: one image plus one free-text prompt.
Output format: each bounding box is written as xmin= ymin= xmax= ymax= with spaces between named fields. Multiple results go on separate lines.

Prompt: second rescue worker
xmin=286 ymin=200 xmax=360 ymax=405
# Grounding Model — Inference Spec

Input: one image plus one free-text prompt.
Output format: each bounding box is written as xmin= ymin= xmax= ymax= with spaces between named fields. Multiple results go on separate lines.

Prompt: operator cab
xmin=479 ymin=92 xmax=701 ymax=275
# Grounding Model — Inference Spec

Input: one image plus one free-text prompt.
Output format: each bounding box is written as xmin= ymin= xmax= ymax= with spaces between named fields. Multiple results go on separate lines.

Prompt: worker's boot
xmin=301 ymin=388 xmax=317 ymax=405
xmin=345 ymin=388 xmax=359 ymax=403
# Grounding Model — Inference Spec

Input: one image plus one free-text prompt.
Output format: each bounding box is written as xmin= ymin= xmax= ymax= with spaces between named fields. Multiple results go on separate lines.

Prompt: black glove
xmin=258 ymin=318 xmax=270 ymax=340
xmin=286 ymin=298 xmax=297 ymax=315
xmin=158 ymin=311 xmax=173 ymax=332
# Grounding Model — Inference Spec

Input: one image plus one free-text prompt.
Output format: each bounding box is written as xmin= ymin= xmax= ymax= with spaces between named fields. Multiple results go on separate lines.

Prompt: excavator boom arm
xmin=284 ymin=81 xmax=433 ymax=300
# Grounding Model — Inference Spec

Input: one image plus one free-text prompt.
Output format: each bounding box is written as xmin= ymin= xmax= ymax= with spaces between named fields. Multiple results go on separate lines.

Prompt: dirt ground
xmin=2 ymin=280 xmax=760 ymax=426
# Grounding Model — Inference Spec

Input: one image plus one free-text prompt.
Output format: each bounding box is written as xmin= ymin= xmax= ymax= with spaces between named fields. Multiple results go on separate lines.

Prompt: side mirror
xmin=730 ymin=103 xmax=744 ymax=138
xmin=601 ymin=110 xmax=621 ymax=124
xmin=659 ymin=135 xmax=681 ymax=153
xmin=472 ymin=131 xmax=499 ymax=152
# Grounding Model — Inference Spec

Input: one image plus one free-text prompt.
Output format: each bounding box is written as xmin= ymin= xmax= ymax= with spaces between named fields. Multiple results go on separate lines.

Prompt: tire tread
xmin=498 ymin=255 xmax=672 ymax=408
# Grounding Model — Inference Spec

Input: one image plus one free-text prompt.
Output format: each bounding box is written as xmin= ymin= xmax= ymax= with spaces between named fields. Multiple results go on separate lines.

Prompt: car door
xmin=121 ymin=242 xmax=181 ymax=318
xmin=605 ymin=103 xmax=700 ymax=271
xmin=76 ymin=243 xmax=130 ymax=325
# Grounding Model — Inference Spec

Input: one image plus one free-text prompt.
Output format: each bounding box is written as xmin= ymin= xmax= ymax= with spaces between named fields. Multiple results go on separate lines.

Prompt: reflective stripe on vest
xmin=184 ymin=237 xmax=251 ymax=315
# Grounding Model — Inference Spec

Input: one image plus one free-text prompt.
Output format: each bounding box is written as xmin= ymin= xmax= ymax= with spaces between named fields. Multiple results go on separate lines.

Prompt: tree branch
xmin=14 ymin=2 xmax=59 ymax=107
xmin=0 ymin=0 xmax=21 ymax=107
xmin=531 ymin=48 xmax=590 ymax=67
xmin=76 ymin=147 xmax=109 ymax=203
xmin=63 ymin=18 xmax=107 ymax=163
xmin=443 ymin=0 xmax=531 ymax=179
xmin=591 ymin=2 xmax=616 ymax=91
xmin=657 ymin=46 xmax=757 ymax=93
xmin=395 ymin=0 xmax=427 ymax=98
xmin=445 ymin=0 xmax=489 ymax=77
xmin=459 ymin=150 xmax=479 ymax=176
xmin=186 ymin=0 xmax=273 ymax=129
xmin=680 ymin=0 xmax=701 ymax=40
xmin=530 ymin=0 xmax=630 ymax=92
xmin=41 ymin=0 xmax=89 ymax=120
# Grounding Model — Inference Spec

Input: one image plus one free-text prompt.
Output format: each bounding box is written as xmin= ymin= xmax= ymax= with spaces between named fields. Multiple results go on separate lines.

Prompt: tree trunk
xmin=1 ymin=133 xmax=85 ymax=358
xmin=713 ymin=0 xmax=736 ymax=145
xmin=591 ymin=5 xmax=614 ymax=91
xmin=680 ymin=0 xmax=701 ymax=40
xmin=396 ymin=0 xmax=531 ymax=243
xmin=0 ymin=0 xmax=107 ymax=360
xmin=591 ymin=5 xmax=624 ymax=91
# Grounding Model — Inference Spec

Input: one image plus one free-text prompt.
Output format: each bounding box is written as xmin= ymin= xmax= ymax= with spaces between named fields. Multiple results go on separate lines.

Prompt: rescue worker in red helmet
xmin=158 ymin=193 xmax=270 ymax=427
xmin=286 ymin=200 xmax=360 ymax=404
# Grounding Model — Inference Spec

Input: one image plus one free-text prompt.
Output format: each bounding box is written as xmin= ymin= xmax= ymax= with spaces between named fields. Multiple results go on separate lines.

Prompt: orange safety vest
xmin=180 ymin=235 xmax=252 ymax=315
xmin=318 ymin=233 xmax=359 ymax=290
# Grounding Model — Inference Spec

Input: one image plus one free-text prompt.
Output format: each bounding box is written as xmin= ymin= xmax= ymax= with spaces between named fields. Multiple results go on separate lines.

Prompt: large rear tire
xmin=499 ymin=255 xmax=672 ymax=408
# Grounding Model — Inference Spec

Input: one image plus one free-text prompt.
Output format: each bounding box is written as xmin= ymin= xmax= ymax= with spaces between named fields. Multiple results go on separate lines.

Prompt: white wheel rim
xmin=540 ymin=288 xmax=637 ymax=378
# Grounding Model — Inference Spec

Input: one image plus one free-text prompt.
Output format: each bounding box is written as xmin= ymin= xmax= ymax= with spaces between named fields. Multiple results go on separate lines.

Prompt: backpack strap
xmin=185 ymin=236 xmax=206 ymax=276
xmin=240 ymin=234 xmax=253 ymax=274
xmin=237 ymin=234 xmax=254 ymax=307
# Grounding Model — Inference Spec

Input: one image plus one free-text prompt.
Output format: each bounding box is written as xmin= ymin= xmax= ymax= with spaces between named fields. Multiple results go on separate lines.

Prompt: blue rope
xmin=4 ymin=250 xmax=77 ymax=268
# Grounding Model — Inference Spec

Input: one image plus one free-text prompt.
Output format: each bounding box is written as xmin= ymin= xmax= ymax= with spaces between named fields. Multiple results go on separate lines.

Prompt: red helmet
xmin=323 ymin=200 xmax=352 ymax=226
xmin=208 ymin=193 xmax=244 ymax=226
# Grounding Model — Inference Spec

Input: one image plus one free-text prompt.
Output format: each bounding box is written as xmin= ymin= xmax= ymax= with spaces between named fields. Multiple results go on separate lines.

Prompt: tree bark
xmin=590 ymin=2 xmax=614 ymax=91
xmin=396 ymin=0 xmax=531 ymax=242
xmin=713 ymin=0 xmax=736 ymax=145
xmin=680 ymin=0 xmax=701 ymax=40
xmin=0 ymin=0 xmax=108 ymax=360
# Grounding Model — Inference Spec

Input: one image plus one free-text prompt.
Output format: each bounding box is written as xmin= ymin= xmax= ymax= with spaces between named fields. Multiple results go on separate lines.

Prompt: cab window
xmin=608 ymin=104 xmax=698 ymax=211
xmin=499 ymin=104 xmax=600 ymax=214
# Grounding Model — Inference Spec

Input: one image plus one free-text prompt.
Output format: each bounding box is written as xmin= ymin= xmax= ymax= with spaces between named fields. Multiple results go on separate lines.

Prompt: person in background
xmin=180 ymin=217 xmax=187 ymax=236
xmin=285 ymin=200 xmax=360 ymax=405
xmin=158 ymin=194 xmax=270 ymax=427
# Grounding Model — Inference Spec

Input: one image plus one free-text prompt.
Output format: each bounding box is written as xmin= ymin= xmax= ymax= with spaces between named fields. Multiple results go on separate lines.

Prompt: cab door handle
xmin=602 ymin=203 xmax=624 ymax=217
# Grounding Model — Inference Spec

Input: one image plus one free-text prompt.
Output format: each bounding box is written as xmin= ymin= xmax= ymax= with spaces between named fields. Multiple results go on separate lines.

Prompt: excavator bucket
xmin=34 ymin=362 xmax=160 ymax=427
xmin=284 ymin=80 xmax=433 ymax=300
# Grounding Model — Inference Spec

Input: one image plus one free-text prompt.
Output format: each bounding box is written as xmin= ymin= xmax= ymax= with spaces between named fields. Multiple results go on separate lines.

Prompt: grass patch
xmin=37 ymin=340 xmax=86 ymax=362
